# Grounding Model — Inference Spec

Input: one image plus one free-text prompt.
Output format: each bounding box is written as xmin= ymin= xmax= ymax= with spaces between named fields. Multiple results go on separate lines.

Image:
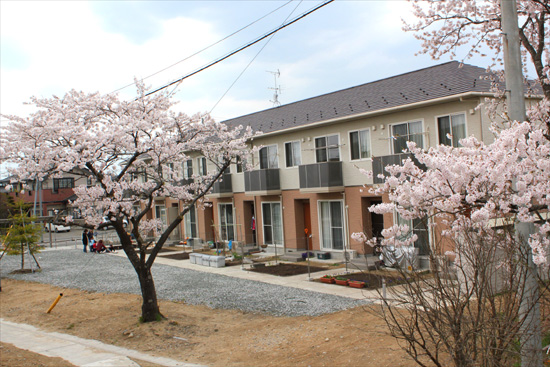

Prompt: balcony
xmin=372 ymin=153 xmax=426 ymax=184
xmin=210 ymin=173 xmax=233 ymax=197
xmin=244 ymin=169 xmax=280 ymax=195
xmin=299 ymin=161 xmax=343 ymax=192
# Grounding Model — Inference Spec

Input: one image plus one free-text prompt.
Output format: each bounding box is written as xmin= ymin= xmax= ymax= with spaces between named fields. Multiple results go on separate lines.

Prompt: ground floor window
xmin=262 ymin=202 xmax=283 ymax=245
xmin=218 ymin=203 xmax=234 ymax=241
xmin=184 ymin=205 xmax=197 ymax=239
xmin=155 ymin=205 xmax=167 ymax=230
xmin=396 ymin=213 xmax=429 ymax=255
xmin=319 ymin=201 xmax=344 ymax=250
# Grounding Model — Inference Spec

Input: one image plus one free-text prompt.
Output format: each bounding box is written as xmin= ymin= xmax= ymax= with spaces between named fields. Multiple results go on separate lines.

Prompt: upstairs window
xmin=165 ymin=163 xmax=175 ymax=180
xmin=285 ymin=141 xmax=301 ymax=167
xmin=349 ymin=129 xmax=371 ymax=160
xmin=315 ymin=134 xmax=340 ymax=162
xmin=53 ymin=178 xmax=74 ymax=193
xmin=197 ymin=157 xmax=207 ymax=176
xmin=391 ymin=121 xmax=423 ymax=153
xmin=259 ymin=145 xmax=278 ymax=169
xmin=438 ymin=113 xmax=466 ymax=147
xmin=183 ymin=159 xmax=193 ymax=179
xmin=236 ymin=157 xmax=243 ymax=173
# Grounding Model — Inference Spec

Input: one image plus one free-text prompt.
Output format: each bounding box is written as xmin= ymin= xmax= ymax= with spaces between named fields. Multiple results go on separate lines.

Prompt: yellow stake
xmin=46 ymin=293 xmax=63 ymax=313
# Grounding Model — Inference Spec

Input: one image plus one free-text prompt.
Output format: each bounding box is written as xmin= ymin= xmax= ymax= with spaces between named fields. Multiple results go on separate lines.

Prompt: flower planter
xmin=334 ymin=279 xmax=349 ymax=286
xmin=320 ymin=276 xmax=335 ymax=284
xmin=348 ymin=280 xmax=366 ymax=288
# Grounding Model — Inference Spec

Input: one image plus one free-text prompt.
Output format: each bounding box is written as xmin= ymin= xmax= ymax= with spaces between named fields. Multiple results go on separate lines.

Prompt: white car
xmin=44 ymin=223 xmax=71 ymax=232
xmin=101 ymin=216 xmax=128 ymax=230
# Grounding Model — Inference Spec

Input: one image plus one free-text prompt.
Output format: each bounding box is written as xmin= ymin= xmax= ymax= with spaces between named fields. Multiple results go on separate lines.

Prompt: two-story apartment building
xmin=131 ymin=62 xmax=529 ymax=258
xmin=1 ymin=170 xmax=89 ymax=218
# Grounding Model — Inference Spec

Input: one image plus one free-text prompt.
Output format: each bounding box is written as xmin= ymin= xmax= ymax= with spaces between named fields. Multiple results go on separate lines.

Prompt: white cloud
xmin=1 ymin=1 xmax=224 ymax=116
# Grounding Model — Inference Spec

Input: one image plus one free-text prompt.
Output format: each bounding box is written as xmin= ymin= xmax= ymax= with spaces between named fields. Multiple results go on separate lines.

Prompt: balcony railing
xmin=244 ymin=169 xmax=280 ymax=193
xmin=372 ymin=153 xmax=426 ymax=184
xmin=211 ymin=173 xmax=232 ymax=195
xmin=299 ymin=161 xmax=343 ymax=191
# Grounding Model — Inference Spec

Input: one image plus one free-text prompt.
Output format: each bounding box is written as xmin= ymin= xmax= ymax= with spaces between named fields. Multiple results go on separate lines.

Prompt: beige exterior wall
xmin=158 ymin=95 xmax=514 ymax=256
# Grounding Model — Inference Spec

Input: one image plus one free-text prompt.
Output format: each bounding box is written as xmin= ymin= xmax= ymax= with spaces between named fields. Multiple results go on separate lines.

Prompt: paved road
xmin=39 ymin=227 xmax=119 ymax=249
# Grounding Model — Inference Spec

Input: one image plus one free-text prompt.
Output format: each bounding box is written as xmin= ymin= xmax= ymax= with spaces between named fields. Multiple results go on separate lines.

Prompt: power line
xmin=208 ymin=1 xmax=303 ymax=114
xmin=143 ymin=0 xmax=335 ymax=98
xmin=110 ymin=0 xmax=295 ymax=95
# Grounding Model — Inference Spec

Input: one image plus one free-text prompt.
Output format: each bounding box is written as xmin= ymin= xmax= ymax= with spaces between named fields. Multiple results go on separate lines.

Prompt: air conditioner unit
xmin=344 ymin=250 xmax=357 ymax=260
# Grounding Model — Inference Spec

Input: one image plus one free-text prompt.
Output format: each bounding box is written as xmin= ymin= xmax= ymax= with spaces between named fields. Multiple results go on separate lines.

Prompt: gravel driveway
xmin=0 ymin=249 xmax=368 ymax=317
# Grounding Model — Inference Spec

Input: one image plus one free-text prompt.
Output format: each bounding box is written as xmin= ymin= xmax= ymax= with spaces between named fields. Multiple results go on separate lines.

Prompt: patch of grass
xmin=66 ymin=323 xmax=75 ymax=330
xmin=542 ymin=331 xmax=550 ymax=346
xmin=138 ymin=312 xmax=164 ymax=323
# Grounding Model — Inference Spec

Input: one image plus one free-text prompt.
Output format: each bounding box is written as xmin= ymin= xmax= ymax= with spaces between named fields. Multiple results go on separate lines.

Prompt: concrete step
xmin=280 ymin=254 xmax=304 ymax=262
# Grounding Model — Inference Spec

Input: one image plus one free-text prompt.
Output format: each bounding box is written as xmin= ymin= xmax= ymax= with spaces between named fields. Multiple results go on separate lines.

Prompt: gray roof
xmin=223 ymin=61 xmax=498 ymax=134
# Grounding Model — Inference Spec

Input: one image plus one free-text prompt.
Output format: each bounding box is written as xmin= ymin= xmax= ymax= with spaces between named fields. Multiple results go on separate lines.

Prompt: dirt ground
xmin=0 ymin=278 xmax=417 ymax=367
xmin=0 ymin=342 xmax=77 ymax=367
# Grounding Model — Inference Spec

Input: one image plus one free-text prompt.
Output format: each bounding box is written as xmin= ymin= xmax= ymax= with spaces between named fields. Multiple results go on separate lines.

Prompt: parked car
xmin=101 ymin=216 xmax=128 ymax=230
xmin=44 ymin=223 xmax=71 ymax=232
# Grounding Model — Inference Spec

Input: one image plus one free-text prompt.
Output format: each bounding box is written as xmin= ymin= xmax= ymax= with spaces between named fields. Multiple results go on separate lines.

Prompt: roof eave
xmin=253 ymin=91 xmax=495 ymax=139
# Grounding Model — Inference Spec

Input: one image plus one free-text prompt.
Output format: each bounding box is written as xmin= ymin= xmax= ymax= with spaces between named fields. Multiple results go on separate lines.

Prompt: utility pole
xmin=500 ymin=0 xmax=542 ymax=365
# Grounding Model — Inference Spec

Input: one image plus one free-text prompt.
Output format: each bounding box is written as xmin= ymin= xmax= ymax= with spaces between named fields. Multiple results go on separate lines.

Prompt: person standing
xmin=82 ymin=229 xmax=89 ymax=253
xmin=87 ymin=230 xmax=94 ymax=252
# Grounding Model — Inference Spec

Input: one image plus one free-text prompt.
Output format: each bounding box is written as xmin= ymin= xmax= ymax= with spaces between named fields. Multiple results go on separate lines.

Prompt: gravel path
xmin=0 ymin=249 xmax=368 ymax=317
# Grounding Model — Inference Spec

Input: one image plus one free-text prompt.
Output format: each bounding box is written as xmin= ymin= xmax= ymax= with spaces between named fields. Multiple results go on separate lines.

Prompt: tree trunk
xmin=136 ymin=265 xmax=161 ymax=322
xmin=20 ymin=243 xmax=24 ymax=270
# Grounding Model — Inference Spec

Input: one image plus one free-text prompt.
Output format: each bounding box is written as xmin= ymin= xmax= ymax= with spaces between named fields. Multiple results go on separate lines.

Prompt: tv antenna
xmin=267 ymin=69 xmax=281 ymax=107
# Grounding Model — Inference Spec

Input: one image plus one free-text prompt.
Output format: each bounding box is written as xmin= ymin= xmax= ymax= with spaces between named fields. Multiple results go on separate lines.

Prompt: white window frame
xmin=390 ymin=120 xmax=424 ymax=154
xmin=155 ymin=204 xmax=167 ymax=232
xmin=183 ymin=159 xmax=193 ymax=179
xmin=348 ymin=128 xmax=372 ymax=161
xmin=235 ymin=156 xmax=243 ymax=174
xmin=259 ymin=144 xmax=279 ymax=169
xmin=197 ymin=156 xmax=207 ymax=176
xmin=314 ymin=134 xmax=340 ymax=163
xmin=218 ymin=203 xmax=234 ymax=241
xmin=394 ymin=211 xmax=429 ymax=256
xmin=261 ymin=201 xmax=283 ymax=245
xmin=284 ymin=140 xmax=302 ymax=168
xmin=317 ymin=200 xmax=345 ymax=250
xmin=436 ymin=112 xmax=467 ymax=147
xmin=184 ymin=205 xmax=197 ymax=239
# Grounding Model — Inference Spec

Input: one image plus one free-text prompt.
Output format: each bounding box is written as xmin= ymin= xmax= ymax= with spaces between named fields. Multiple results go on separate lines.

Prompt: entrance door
xmin=303 ymin=201 xmax=311 ymax=250
xmin=243 ymin=201 xmax=256 ymax=245
xmin=203 ymin=205 xmax=214 ymax=242
xmin=370 ymin=200 xmax=384 ymax=239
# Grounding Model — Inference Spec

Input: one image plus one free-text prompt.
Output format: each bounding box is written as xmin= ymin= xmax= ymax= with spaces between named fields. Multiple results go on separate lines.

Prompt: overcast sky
xmin=1 ymin=1 xmax=498 ymax=131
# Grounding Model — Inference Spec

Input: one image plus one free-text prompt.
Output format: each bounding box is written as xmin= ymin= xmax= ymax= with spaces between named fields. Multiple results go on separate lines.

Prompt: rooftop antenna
xmin=267 ymin=69 xmax=281 ymax=107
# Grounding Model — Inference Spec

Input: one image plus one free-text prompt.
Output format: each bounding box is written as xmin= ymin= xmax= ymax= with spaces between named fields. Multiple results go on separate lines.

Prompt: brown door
xmin=303 ymin=202 xmax=311 ymax=250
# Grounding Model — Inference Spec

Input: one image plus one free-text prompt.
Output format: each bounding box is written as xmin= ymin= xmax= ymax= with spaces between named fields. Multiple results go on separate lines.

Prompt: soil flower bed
xmin=317 ymin=271 xmax=408 ymax=290
xmin=248 ymin=263 xmax=329 ymax=276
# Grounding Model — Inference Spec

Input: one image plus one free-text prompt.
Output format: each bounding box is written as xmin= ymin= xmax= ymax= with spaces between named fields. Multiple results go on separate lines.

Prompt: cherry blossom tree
xmin=404 ymin=0 xmax=549 ymax=101
xmin=348 ymin=1 xmax=550 ymax=365
xmin=0 ymin=81 xmax=255 ymax=322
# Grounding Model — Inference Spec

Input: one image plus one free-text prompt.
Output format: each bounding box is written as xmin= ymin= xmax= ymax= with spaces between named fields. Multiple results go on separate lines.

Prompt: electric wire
xmin=110 ymin=0 xmax=295 ymax=95
xmin=143 ymin=0 xmax=335 ymax=98
xmin=208 ymin=0 xmax=304 ymax=114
